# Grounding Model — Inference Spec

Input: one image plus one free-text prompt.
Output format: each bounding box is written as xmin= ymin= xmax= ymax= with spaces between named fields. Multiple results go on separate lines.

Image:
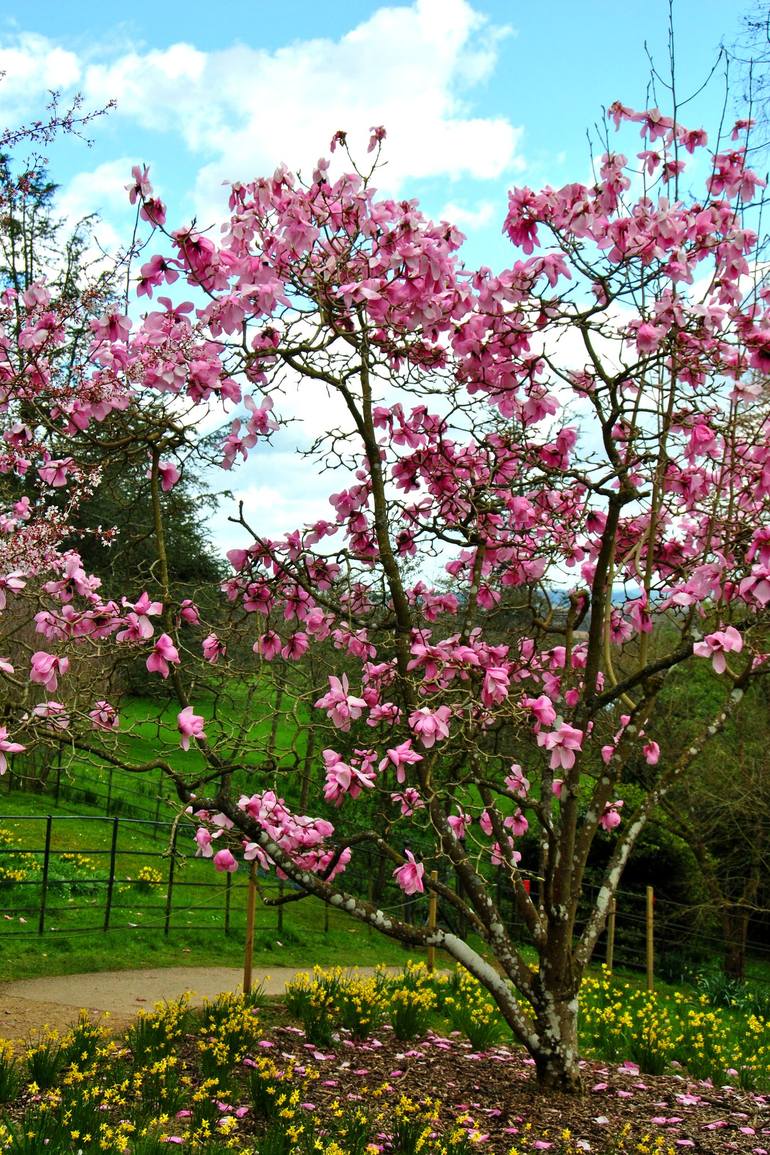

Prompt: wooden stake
xmin=427 ymin=869 xmax=438 ymax=973
xmin=646 ymin=885 xmax=654 ymax=992
xmin=606 ymin=897 xmax=616 ymax=973
xmin=243 ymin=861 xmax=257 ymax=994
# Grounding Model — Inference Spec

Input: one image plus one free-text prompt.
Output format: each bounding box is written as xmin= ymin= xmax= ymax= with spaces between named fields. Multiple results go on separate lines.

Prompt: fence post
xmin=243 ymin=862 xmax=257 ymax=993
xmin=646 ymin=886 xmax=654 ymax=991
xmin=38 ymin=816 xmax=53 ymax=935
xmin=606 ymin=897 xmax=616 ymax=973
xmin=427 ymin=870 xmax=438 ymax=973
xmin=103 ymin=816 xmax=120 ymax=932
xmin=163 ymin=824 xmax=178 ymax=937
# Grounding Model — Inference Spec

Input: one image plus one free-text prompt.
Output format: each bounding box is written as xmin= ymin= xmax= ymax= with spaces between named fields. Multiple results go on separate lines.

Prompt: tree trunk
xmin=531 ymin=991 xmax=582 ymax=1093
xmin=723 ymin=906 xmax=750 ymax=982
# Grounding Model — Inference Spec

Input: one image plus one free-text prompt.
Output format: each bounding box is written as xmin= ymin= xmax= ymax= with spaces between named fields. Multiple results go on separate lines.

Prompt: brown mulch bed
xmin=252 ymin=1017 xmax=770 ymax=1153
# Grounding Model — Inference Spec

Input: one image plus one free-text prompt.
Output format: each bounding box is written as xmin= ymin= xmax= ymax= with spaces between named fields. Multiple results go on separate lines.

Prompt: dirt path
xmin=0 ymin=965 xmax=385 ymax=1041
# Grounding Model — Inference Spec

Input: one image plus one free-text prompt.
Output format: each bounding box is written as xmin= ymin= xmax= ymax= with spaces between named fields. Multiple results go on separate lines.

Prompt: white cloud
xmin=54 ymin=157 xmax=136 ymax=257
xmin=0 ymin=33 xmax=81 ymax=112
xmin=219 ymin=450 xmax=336 ymax=550
xmin=439 ymin=199 xmax=496 ymax=230
xmin=70 ymin=0 xmax=522 ymax=210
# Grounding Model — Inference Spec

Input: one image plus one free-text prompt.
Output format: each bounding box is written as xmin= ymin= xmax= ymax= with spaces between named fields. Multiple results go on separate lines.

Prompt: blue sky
xmin=0 ymin=0 xmax=756 ymax=544
xmin=0 ymin=1 xmax=752 ymax=266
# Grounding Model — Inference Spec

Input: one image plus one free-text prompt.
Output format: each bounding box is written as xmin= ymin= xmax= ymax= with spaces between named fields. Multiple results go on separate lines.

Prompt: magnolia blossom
xmin=146 ymin=633 xmax=181 ymax=678
xmin=447 ymin=810 xmax=471 ymax=839
xmin=157 ymin=460 xmax=181 ymax=491
xmin=178 ymin=706 xmax=206 ymax=750
xmin=693 ymin=626 xmax=743 ymax=673
xmin=195 ymin=827 xmax=220 ymax=858
xmin=213 ymin=848 xmax=238 ymax=873
xmin=89 ymin=701 xmax=119 ymax=731
xmin=30 ymin=701 xmax=70 ymax=730
xmin=0 ymin=727 xmax=25 ymax=774
xmin=391 ymin=787 xmax=424 ymax=817
xmin=599 ymin=800 xmax=624 ymax=831
xmin=179 ymin=598 xmax=200 ymax=624
xmin=322 ymin=749 xmax=375 ymax=806
xmin=505 ymin=809 xmax=529 ymax=837
xmin=378 ymin=740 xmax=423 ymax=783
xmin=505 ymin=764 xmax=531 ymax=798
xmin=202 ymin=633 xmax=227 ymax=663
xmin=393 ymin=849 xmax=425 ymax=895
xmin=314 ymin=674 xmax=366 ymax=731
xmin=643 ymin=740 xmax=660 ymax=765
xmin=537 ymin=723 xmax=584 ymax=770
xmin=0 ymin=573 xmax=25 ymax=610
xmin=408 ymin=704 xmax=451 ymax=748
xmin=29 ymin=651 xmax=69 ymax=693
xmin=482 ymin=666 xmax=510 ymax=705
xmin=523 ymin=694 xmax=557 ymax=728
xmin=491 ymin=840 xmax=522 ymax=867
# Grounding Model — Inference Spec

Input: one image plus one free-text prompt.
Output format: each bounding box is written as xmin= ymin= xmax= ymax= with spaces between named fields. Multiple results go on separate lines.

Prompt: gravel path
xmin=0 ymin=965 xmax=387 ymax=1040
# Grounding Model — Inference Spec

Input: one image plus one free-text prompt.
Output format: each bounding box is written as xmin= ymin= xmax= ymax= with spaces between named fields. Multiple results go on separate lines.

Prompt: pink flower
xmin=195 ymin=828 xmax=218 ymax=857
xmin=89 ymin=701 xmax=119 ymax=731
xmin=505 ymin=764 xmax=530 ymax=798
xmin=29 ymin=651 xmax=69 ymax=693
xmin=393 ymin=850 xmax=425 ymax=895
xmin=322 ymin=749 xmax=375 ymax=806
xmin=30 ymin=701 xmax=70 ymax=729
xmin=202 ymin=633 xmax=227 ymax=663
xmin=179 ymin=599 xmax=200 ymax=624
xmin=0 ymin=727 xmax=25 ymax=775
xmin=0 ymin=573 xmax=26 ymax=610
xmin=599 ymin=800 xmax=624 ymax=831
xmin=693 ymin=626 xmax=743 ymax=674
xmin=213 ymin=848 xmax=238 ymax=873
xmin=643 ymin=740 xmax=660 ymax=765
xmin=505 ymin=809 xmax=529 ymax=837
xmin=537 ymin=723 xmax=584 ymax=770
xmin=38 ymin=457 xmax=73 ymax=487
xmin=157 ymin=460 xmax=181 ymax=491
xmin=408 ymin=705 xmax=451 ymax=748
xmin=447 ymin=810 xmax=470 ymax=839
xmin=314 ymin=674 xmax=366 ymax=731
xmin=391 ymin=788 xmax=424 ymax=817
xmin=178 ymin=706 xmax=206 ymax=750
xmin=146 ymin=633 xmax=180 ymax=678
xmin=523 ymin=695 xmax=556 ymax=728
xmin=378 ymin=740 xmax=423 ymax=783
xmin=255 ymin=631 xmax=282 ymax=660
xmin=482 ymin=666 xmax=510 ymax=705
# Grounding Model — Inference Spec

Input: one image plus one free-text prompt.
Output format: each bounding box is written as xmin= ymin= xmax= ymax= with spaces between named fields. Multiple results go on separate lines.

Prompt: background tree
xmin=657 ymin=670 xmax=770 ymax=981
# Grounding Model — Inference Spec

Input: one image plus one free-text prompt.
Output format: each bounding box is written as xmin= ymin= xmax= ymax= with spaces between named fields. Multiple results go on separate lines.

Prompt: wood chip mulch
xmin=253 ymin=1020 xmax=770 ymax=1154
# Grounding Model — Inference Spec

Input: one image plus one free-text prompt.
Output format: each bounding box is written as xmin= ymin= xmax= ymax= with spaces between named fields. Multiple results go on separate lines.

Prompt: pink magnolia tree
xmin=4 ymin=105 xmax=770 ymax=1091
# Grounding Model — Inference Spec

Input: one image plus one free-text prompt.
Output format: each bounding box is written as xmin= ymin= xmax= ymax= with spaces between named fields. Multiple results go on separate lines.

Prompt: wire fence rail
xmin=0 ymin=813 xmax=300 ymax=940
xmin=2 ymin=812 xmax=770 ymax=989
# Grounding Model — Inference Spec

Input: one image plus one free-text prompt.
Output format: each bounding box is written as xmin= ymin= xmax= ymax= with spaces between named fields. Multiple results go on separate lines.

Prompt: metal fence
xmin=2 ymin=811 xmax=770 ymax=985
xmin=0 ymin=813 xmax=295 ymax=939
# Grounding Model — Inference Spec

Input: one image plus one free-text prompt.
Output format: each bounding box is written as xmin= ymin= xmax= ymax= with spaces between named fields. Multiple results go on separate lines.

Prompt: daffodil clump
xmin=580 ymin=966 xmax=770 ymax=1089
xmin=442 ymin=969 xmax=504 ymax=1052
xmin=134 ymin=865 xmax=164 ymax=890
